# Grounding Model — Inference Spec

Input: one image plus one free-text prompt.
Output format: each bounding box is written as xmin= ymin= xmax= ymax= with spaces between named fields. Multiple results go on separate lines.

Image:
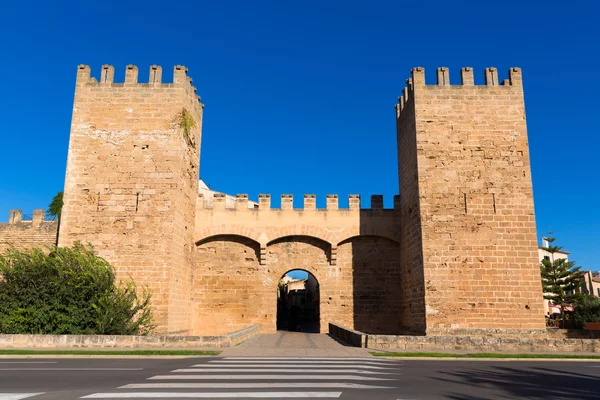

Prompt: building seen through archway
xmin=276 ymin=270 xmax=320 ymax=333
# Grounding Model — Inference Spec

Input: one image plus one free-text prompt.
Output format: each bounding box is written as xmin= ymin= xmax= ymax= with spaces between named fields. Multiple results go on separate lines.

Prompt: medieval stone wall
xmin=192 ymin=193 xmax=402 ymax=335
xmin=396 ymin=84 xmax=427 ymax=334
xmin=58 ymin=65 xmax=203 ymax=333
xmin=0 ymin=210 xmax=58 ymax=253
xmin=396 ymin=67 xmax=545 ymax=333
xmin=1 ymin=64 xmax=546 ymax=337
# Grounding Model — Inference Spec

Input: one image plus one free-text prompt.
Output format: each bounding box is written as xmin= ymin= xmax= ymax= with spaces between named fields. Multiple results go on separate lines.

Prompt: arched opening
xmin=276 ymin=269 xmax=320 ymax=333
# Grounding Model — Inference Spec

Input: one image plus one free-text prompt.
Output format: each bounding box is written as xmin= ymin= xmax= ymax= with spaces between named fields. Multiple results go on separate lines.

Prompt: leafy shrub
xmin=571 ymin=294 xmax=600 ymax=329
xmin=0 ymin=244 xmax=154 ymax=335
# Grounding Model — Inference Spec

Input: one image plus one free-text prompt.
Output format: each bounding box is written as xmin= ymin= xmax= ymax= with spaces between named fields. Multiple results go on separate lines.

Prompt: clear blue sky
xmin=0 ymin=1 xmax=598 ymax=270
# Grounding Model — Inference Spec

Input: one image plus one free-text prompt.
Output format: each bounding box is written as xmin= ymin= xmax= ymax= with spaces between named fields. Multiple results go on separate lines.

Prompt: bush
xmin=571 ymin=294 xmax=600 ymax=329
xmin=0 ymin=243 xmax=154 ymax=335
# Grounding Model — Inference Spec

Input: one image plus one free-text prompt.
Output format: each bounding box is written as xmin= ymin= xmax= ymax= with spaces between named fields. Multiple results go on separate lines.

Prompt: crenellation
xmin=235 ymin=194 xmax=248 ymax=211
xmin=326 ymin=194 xmax=338 ymax=210
xmin=436 ymin=67 xmax=450 ymax=86
xmin=484 ymin=67 xmax=499 ymax=86
xmin=411 ymin=67 xmax=425 ymax=86
xmin=124 ymin=65 xmax=138 ymax=84
xmin=371 ymin=195 xmax=383 ymax=209
xmin=149 ymin=65 xmax=162 ymax=84
xmin=460 ymin=67 xmax=474 ymax=85
xmin=8 ymin=210 xmax=22 ymax=224
xmin=258 ymin=194 xmax=271 ymax=210
xmin=173 ymin=65 xmax=188 ymax=85
xmin=71 ymin=65 xmax=200 ymax=96
xmin=100 ymin=64 xmax=114 ymax=84
xmin=348 ymin=194 xmax=361 ymax=210
xmin=281 ymin=194 xmax=293 ymax=210
xmin=32 ymin=209 xmax=44 ymax=226
xmin=213 ymin=193 xmax=226 ymax=210
xmin=76 ymin=64 xmax=92 ymax=85
xmin=304 ymin=194 xmax=316 ymax=210
xmin=509 ymin=67 xmax=523 ymax=88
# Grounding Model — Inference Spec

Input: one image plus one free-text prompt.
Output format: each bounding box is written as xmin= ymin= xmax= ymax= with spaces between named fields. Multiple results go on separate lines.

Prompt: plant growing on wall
xmin=0 ymin=243 xmax=155 ymax=335
xmin=178 ymin=108 xmax=197 ymax=148
xmin=540 ymin=235 xmax=583 ymax=328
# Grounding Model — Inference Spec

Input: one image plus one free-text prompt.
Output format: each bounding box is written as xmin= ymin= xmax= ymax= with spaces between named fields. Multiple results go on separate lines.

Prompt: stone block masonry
xmin=58 ymin=65 xmax=203 ymax=334
xmin=0 ymin=210 xmax=58 ymax=253
xmin=2 ymin=64 xmax=545 ymax=338
xmin=194 ymin=193 xmax=402 ymax=335
xmin=397 ymin=67 xmax=545 ymax=334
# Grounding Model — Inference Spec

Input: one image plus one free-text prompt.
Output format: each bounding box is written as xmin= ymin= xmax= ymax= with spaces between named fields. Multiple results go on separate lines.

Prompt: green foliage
xmin=571 ymin=294 xmax=600 ymax=329
xmin=540 ymin=235 xmax=582 ymax=327
xmin=46 ymin=191 xmax=63 ymax=220
xmin=178 ymin=108 xmax=197 ymax=149
xmin=179 ymin=108 xmax=197 ymax=134
xmin=0 ymin=244 xmax=154 ymax=335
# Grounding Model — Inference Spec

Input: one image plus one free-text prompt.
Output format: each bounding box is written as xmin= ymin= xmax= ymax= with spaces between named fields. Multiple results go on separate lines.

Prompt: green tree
xmin=46 ymin=191 xmax=63 ymax=220
xmin=0 ymin=243 xmax=154 ymax=335
xmin=540 ymin=236 xmax=582 ymax=328
xmin=571 ymin=294 xmax=600 ymax=329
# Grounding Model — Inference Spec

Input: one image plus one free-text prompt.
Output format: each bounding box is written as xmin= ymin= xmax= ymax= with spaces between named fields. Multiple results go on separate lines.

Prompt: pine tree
xmin=540 ymin=236 xmax=582 ymax=328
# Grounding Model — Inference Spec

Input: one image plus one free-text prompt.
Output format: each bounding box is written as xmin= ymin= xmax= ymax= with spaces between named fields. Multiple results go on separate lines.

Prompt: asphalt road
xmin=1 ymin=356 xmax=599 ymax=399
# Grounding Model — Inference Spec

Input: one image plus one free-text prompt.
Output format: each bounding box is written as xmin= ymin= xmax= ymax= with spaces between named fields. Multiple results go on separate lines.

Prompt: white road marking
xmin=120 ymin=382 xmax=394 ymax=389
xmin=0 ymin=368 xmax=142 ymax=371
xmin=200 ymin=363 xmax=395 ymax=369
xmin=173 ymin=368 xmax=394 ymax=374
xmin=149 ymin=374 xmax=394 ymax=381
xmin=0 ymin=362 xmax=57 ymax=364
xmin=82 ymin=392 xmax=342 ymax=398
xmin=207 ymin=361 xmax=397 ymax=366
xmin=0 ymin=394 xmax=45 ymax=400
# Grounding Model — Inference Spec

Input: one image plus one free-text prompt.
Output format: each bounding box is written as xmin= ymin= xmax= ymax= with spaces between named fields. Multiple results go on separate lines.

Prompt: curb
xmin=0 ymin=354 xmax=219 ymax=359
xmin=382 ymin=356 xmax=600 ymax=362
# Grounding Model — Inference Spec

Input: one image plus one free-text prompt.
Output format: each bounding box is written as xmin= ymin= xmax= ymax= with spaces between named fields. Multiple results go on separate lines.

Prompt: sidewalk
xmin=220 ymin=332 xmax=372 ymax=357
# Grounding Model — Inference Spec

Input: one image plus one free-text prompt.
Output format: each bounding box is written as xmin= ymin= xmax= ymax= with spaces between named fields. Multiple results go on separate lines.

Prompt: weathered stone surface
xmin=397 ymin=67 xmax=545 ymax=334
xmin=0 ymin=325 xmax=258 ymax=349
xmin=0 ymin=219 xmax=58 ymax=253
xmin=1 ymin=65 xmax=546 ymax=338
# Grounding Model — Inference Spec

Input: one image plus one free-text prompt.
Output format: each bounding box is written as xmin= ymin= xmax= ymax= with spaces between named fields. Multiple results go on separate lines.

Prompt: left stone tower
xmin=59 ymin=64 xmax=203 ymax=334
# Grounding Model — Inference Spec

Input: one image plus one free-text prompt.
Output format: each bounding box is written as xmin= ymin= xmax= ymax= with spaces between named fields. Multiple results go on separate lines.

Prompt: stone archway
xmin=265 ymin=235 xmax=331 ymax=333
xmin=276 ymin=269 xmax=320 ymax=333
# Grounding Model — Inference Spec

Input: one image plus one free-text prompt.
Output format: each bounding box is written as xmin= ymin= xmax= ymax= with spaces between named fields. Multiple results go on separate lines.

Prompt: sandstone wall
xmin=397 ymin=82 xmax=427 ymax=334
xmin=192 ymin=194 xmax=402 ymax=335
xmin=0 ymin=325 xmax=259 ymax=349
xmin=0 ymin=210 xmax=58 ymax=253
xmin=396 ymin=67 xmax=545 ymax=333
xmin=58 ymin=65 xmax=203 ymax=334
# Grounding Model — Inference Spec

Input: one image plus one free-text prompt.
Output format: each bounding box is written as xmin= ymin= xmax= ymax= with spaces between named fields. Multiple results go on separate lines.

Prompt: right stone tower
xmin=397 ymin=67 xmax=545 ymax=335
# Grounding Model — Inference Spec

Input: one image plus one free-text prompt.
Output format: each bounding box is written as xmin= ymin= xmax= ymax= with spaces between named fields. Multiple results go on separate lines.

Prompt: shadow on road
xmin=436 ymin=365 xmax=600 ymax=400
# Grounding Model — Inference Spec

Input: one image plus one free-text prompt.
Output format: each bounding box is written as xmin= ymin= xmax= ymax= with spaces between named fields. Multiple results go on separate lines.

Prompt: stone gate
xmin=0 ymin=64 xmax=546 ymax=336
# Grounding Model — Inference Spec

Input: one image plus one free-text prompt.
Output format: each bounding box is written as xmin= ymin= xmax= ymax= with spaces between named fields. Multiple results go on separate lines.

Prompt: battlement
xmin=75 ymin=64 xmax=201 ymax=102
xmin=197 ymin=194 xmax=401 ymax=211
xmin=395 ymin=66 xmax=523 ymax=118
xmin=6 ymin=209 xmax=48 ymax=225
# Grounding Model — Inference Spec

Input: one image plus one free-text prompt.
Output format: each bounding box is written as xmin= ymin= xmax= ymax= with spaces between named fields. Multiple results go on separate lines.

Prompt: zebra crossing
xmin=81 ymin=357 xmax=401 ymax=398
xmin=0 ymin=395 xmax=45 ymax=400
